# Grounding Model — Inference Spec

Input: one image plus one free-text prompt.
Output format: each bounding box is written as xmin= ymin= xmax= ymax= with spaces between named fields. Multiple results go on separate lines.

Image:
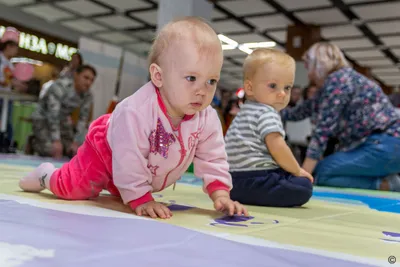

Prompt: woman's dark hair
xmin=72 ymin=52 xmax=83 ymax=66
xmin=0 ymin=40 xmax=18 ymax=51
xmin=76 ymin=64 xmax=97 ymax=77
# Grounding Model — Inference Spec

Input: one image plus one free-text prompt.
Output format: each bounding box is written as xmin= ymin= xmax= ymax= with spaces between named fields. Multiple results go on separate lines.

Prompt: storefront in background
xmin=0 ymin=18 xmax=78 ymax=85
xmin=0 ymin=19 xmax=79 ymax=151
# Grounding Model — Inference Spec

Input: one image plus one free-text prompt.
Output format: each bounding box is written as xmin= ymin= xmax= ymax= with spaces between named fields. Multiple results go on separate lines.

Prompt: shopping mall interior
xmin=0 ymin=1 xmax=399 ymax=266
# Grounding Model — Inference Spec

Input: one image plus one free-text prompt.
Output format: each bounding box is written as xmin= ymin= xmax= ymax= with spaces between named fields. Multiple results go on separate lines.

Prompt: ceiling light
xmin=218 ymin=34 xmax=238 ymax=46
xmin=238 ymin=45 xmax=253 ymax=54
xmin=221 ymin=44 xmax=237 ymax=50
xmin=11 ymin=57 xmax=43 ymax=66
xmin=241 ymin=41 xmax=276 ymax=49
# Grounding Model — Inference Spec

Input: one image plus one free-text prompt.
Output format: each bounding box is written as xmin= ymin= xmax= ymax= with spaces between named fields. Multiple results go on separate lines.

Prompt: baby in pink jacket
xmin=19 ymin=17 xmax=248 ymax=219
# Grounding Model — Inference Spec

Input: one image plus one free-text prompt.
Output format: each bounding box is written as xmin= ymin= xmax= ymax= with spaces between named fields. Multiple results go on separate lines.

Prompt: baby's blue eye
xmin=186 ymin=76 xmax=196 ymax=82
xmin=208 ymin=79 xmax=218 ymax=85
xmin=285 ymin=86 xmax=292 ymax=91
xmin=269 ymin=83 xmax=277 ymax=89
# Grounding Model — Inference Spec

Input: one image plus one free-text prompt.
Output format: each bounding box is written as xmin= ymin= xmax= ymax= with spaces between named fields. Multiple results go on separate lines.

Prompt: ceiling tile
xmin=276 ymin=0 xmax=331 ymax=10
xmin=213 ymin=20 xmax=250 ymax=33
xmin=368 ymin=20 xmax=400 ymax=35
xmin=95 ymin=15 xmax=143 ymax=29
xmin=377 ymin=74 xmax=400 ymax=79
xmin=23 ymin=4 xmax=75 ymax=22
xmin=212 ymin=9 xmax=227 ymax=19
xmin=219 ymin=0 xmax=275 ymax=16
xmin=0 ymin=0 xmax=34 ymax=5
xmin=333 ymin=38 xmax=374 ymax=49
xmin=391 ymin=48 xmax=400 ymax=57
xmin=96 ymin=32 xmax=136 ymax=44
xmin=372 ymin=67 xmax=399 ymax=74
xmin=246 ymin=14 xmax=291 ymax=30
xmin=95 ymin=0 xmax=152 ymax=11
xmin=228 ymin=33 xmax=272 ymax=44
xmin=381 ymin=36 xmax=400 ymax=47
xmin=356 ymin=59 xmax=393 ymax=67
xmin=61 ymin=19 xmax=108 ymax=33
xmin=130 ymin=29 xmax=155 ymax=42
xmin=267 ymin=30 xmax=287 ymax=42
xmin=295 ymin=8 xmax=349 ymax=24
xmin=322 ymin=24 xmax=362 ymax=38
xmin=223 ymin=49 xmax=248 ymax=57
xmin=131 ymin=10 xmax=157 ymax=25
xmin=126 ymin=42 xmax=151 ymax=53
xmin=345 ymin=49 xmax=385 ymax=58
xmin=56 ymin=0 xmax=111 ymax=16
xmin=352 ymin=2 xmax=400 ymax=20
xmin=343 ymin=0 xmax=385 ymax=3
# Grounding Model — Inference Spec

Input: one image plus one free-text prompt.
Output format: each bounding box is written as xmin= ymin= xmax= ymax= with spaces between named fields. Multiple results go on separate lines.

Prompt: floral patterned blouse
xmin=281 ymin=67 xmax=400 ymax=160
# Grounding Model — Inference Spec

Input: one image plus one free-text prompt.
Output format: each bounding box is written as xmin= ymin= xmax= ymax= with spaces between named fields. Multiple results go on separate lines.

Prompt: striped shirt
xmin=225 ymin=101 xmax=285 ymax=171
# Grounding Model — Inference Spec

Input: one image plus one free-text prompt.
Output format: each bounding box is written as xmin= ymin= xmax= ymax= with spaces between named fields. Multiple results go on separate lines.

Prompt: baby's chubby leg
xmin=19 ymin=162 xmax=56 ymax=192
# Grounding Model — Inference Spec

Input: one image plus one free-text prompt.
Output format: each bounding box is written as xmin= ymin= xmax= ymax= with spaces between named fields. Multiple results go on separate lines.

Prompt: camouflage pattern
xmin=31 ymin=77 xmax=92 ymax=156
xmin=31 ymin=119 xmax=74 ymax=157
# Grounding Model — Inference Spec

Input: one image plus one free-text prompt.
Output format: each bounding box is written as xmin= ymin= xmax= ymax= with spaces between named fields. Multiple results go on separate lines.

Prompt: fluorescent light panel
xmin=218 ymin=34 xmax=276 ymax=54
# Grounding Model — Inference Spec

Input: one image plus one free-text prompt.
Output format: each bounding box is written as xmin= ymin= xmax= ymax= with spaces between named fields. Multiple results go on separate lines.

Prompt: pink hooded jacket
xmin=106 ymin=82 xmax=232 ymax=210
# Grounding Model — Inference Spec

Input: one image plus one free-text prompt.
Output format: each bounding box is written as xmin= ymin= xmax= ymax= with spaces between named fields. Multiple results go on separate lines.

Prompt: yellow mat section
xmin=1 ymin=163 xmax=399 ymax=263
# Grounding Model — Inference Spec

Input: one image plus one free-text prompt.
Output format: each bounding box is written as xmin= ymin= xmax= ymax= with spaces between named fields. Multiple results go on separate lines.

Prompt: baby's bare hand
xmin=299 ymin=168 xmax=314 ymax=183
xmin=135 ymin=201 xmax=172 ymax=219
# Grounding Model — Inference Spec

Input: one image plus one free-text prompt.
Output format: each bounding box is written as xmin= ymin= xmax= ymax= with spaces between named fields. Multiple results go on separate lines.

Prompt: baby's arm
xmin=109 ymin=106 xmax=171 ymax=218
xmin=258 ymin=110 xmax=313 ymax=182
xmin=194 ymin=109 xmax=248 ymax=216
xmin=265 ymin=133 xmax=300 ymax=175
xmin=265 ymin=133 xmax=313 ymax=182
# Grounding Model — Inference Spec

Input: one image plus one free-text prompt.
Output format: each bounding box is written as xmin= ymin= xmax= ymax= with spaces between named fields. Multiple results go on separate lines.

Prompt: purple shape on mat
xmin=168 ymin=204 xmax=194 ymax=211
xmin=0 ymin=201 xmax=376 ymax=267
xmin=210 ymin=215 xmax=278 ymax=227
xmin=383 ymin=231 xmax=400 ymax=237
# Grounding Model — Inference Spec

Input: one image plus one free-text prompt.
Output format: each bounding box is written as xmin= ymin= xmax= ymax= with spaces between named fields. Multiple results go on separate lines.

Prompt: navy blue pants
xmin=230 ymin=168 xmax=313 ymax=207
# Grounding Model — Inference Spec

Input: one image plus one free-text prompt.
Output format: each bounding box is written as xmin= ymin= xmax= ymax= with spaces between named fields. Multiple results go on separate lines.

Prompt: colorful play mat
xmin=0 ymin=154 xmax=399 ymax=267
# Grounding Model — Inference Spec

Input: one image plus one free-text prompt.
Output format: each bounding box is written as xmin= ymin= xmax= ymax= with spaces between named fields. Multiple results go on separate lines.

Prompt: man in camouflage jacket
xmin=31 ymin=65 xmax=96 ymax=159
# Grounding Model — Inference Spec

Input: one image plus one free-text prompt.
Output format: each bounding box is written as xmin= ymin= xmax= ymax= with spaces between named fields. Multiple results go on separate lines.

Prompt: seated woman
xmin=281 ymin=42 xmax=400 ymax=192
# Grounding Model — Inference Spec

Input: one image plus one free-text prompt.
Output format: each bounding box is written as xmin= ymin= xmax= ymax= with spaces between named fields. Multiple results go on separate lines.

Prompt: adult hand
xmin=70 ymin=142 xmax=79 ymax=156
xmin=52 ymin=140 xmax=63 ymax=159
xmin=302 ymin=157 xmax=318 ymax=175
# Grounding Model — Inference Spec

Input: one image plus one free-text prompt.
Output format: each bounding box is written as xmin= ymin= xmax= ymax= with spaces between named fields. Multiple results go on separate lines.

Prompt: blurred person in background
xmin=59 ymin=52 xmax=83 ymax=79
xmin=281 ymin=42 xmax=400 ymax=192
xmin=31 ymin=65 xmax=96 ymax=159
xmin=287 ymin=85 xmax=302 ymax=107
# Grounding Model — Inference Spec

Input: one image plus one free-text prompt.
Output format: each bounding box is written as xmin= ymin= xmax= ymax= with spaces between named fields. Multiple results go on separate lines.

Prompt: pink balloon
xmin=13 ymin=63 xmax=34 ymax=81
xmin=1 ymin=27 xmax=19 ymax=43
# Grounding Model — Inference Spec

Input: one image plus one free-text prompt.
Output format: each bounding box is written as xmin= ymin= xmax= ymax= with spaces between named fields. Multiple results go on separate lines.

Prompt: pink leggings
xmin=49 ymin=114 xmax=120 ymax=200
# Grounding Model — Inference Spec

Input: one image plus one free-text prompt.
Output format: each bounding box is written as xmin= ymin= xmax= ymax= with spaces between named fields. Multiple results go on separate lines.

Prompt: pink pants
xmin=49 ymin=114 xmax=121 ymax=200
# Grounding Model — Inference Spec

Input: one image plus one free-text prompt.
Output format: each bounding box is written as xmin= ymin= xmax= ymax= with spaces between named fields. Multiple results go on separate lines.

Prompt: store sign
xmin=0 ymin=26 xmax=77 ymax=61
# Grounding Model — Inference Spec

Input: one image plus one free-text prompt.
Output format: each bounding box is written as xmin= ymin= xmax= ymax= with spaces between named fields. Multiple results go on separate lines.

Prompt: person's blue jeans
xmin=314 ymin=133 xmax=400 ymax=190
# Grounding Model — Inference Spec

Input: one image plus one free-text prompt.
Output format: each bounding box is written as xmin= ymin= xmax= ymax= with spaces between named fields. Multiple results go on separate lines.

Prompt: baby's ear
xmin=243 ymin=80 xmax=253 ymax=96
xmin=149 ymin=63 xmax=163 ymax=88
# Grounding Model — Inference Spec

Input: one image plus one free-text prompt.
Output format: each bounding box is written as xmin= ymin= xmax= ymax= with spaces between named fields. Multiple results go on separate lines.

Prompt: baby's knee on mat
xmin=281 ymin=177 xmax=313 ymax=206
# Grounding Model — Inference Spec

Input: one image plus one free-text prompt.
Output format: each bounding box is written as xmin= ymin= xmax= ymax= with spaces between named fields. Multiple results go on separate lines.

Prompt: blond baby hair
xmin=148 ymin=16 xmax=221 ymax=66
xmin=243 ymin=48 xmax=295 ymax=81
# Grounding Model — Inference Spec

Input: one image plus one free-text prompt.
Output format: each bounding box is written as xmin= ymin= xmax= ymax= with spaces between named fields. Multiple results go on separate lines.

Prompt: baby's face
xmin=159 ymin=38 xmax=223 ymax=117
xmin=249 ymin=62 xmax=294 ymax=111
